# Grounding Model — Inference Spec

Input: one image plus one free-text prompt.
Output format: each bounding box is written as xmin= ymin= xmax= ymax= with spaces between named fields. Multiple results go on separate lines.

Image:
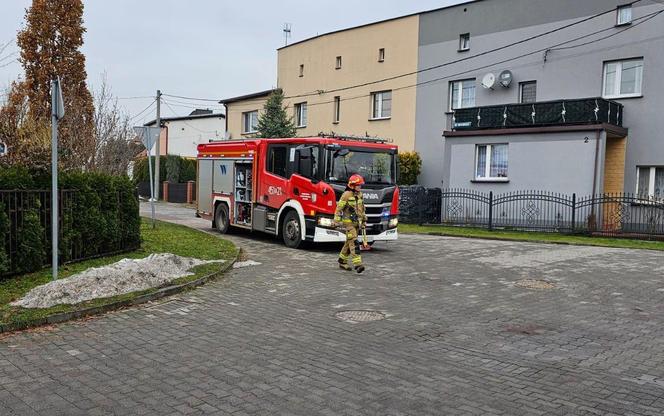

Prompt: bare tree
xmin=91 ymin=76 xmax=142 ymax=175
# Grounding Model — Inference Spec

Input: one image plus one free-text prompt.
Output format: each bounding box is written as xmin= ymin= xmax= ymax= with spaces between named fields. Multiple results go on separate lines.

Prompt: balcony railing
xmin=450 ymin=97 xmax=623 ymax=131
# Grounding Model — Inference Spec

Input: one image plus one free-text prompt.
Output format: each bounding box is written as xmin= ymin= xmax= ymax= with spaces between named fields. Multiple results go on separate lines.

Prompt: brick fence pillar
xmin=162 ymin=181 xmax=169 ymax=202
xmin=186 ymin=181 xmax=194 ymax=204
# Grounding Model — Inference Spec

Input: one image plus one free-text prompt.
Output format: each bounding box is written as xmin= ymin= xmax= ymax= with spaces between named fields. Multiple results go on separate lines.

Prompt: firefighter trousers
xmin=338 ymin=223 xmax=362 ymax=268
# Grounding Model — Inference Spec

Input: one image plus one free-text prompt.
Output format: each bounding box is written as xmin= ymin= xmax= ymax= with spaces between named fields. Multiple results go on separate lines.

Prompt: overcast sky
xmin=0 ymin=0 xmax=464 ymax=124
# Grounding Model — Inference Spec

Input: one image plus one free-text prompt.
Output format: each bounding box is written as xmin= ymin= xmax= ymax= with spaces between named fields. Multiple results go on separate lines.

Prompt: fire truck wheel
xmin=214 ymin=203 xmax=230 ymax=234
xmin=282 ymin=211 xmax=303 ymax=249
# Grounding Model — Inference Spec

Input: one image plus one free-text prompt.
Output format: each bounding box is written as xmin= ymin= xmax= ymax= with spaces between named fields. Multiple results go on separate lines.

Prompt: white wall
xmin=165 ymin=116 xmax=225 ymax=158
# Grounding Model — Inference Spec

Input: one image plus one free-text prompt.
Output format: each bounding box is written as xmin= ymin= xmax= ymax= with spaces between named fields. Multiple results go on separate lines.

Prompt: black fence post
xmin=571 ymin=193 xmax=576 ymax=232
xmin=488 ymin=191 xmax=493 ymax=231
xmin=418 ymin=188 xmax=424 ymax=225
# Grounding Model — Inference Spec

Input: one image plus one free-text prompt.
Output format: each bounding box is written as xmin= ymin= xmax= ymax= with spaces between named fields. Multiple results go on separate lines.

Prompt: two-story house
xmin=415 ymin=0 xmax=663 ymax=198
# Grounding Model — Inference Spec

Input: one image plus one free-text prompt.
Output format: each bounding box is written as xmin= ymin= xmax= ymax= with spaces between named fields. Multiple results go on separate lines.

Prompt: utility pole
xmin=154 ymin=90 xmax=162 ymax=200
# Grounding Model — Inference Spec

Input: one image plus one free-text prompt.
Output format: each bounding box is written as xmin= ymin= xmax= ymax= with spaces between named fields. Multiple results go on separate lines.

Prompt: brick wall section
xmin=603 ymin=137 xmax=627 ymax=194
xmin=162 ymin=181 xmax=169 ymax=202
xmin=602 ymin=136 xmax=627 ymax=231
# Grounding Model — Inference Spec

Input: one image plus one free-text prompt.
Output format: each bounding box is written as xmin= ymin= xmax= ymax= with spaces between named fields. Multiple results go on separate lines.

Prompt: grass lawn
xmin=399 ymin=223 xmax=664 ymax=251
xmin=0 ymin=219 xmax=237 ymax=328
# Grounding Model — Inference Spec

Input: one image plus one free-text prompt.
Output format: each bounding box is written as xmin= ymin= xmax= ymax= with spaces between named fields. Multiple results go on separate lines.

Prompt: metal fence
xmin=401 ymin=188 xmax=664 ymax=240
xmin=0 ymin=189 xmax=140 ymax=276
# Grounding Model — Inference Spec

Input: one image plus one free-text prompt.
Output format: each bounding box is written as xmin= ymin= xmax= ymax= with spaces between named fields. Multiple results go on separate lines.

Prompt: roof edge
xmin=219 ymin=89 xmax=277 ymax=104
xmin=277 ymin=0 xmax=479 ymax=51
xmin=144 ymin=112 xmax=225 ymax=127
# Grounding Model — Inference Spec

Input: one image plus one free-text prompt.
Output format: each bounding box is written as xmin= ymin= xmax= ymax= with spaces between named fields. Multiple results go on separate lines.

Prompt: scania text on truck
xmin=196 ymin=135 xmax=399 ymax=248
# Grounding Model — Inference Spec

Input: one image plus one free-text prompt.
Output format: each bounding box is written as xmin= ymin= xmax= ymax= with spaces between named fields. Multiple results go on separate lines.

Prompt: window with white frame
xmin=603 ymin=59 xmax=643 ymax=98
xmin=242 ymin=110 xmax=258 ymax=134
xmin=333 ymin=96 xmax=341 ymax=123
xmin=450 ymin=79 xmax=476 ymax=110
xmin=335 ymin=56 xmax=342 ymax=69
xmin=459 ymin=33 xmax=470 ymax=51
xmin=371 ymin=90 xmax=392 ymax=119
xmin=636 ymin=166 xmax=664 ymax=198
xmin=295 ymin=102 xmax=307 ymax=127
xmin=475 ymin=144 xmax=508 ymax=180
xmin=616 ymin=4 xmax=632 ymax=26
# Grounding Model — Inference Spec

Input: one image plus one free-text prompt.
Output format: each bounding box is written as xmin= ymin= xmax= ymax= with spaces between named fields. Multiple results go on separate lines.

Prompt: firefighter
xmin=334 ymin=174 xmax=367 ymax=273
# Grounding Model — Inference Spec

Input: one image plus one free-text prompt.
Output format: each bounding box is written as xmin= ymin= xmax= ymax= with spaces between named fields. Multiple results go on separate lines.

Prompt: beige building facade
xmin=220 ymin=89 xmax=274 ymax=140
xmin=277 ymin=15 xmax=419 ymax=151
xmin=220 ymin=15 xmax=420 ymax=150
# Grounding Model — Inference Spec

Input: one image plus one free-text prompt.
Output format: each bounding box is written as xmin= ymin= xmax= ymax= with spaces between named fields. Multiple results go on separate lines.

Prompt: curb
xmin=403 ymin=231 xmax=664 ymax=252
xmin=0 ymin=249 xmax=240 ymax=335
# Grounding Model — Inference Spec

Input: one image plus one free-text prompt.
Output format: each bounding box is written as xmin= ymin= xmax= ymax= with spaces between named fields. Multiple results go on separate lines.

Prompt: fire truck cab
xmin=196 ymin=136 xmax=399 ymax=248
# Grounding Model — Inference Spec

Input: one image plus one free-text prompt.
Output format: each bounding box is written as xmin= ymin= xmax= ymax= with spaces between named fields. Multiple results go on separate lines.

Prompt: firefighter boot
xmin=355 ymin=265 xmax=365 ymax=274
xmin=338 ymin=255 xmax=352 ymax=271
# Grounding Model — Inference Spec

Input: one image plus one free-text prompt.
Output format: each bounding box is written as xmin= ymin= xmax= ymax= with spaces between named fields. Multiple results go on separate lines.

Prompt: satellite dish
xmin=499 ymin=70 xmax=513 ymax=88
xmin=481 ymin=73 xmax=496 ymax=89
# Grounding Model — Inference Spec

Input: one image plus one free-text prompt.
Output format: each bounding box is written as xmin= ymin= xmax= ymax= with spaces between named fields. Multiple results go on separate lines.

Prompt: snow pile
xmin=11 ymin=254 xmax=225 ymax=309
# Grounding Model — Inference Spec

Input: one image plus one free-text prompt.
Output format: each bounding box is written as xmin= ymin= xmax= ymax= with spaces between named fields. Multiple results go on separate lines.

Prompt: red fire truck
xmin=196 ymin=135 xmax=399 ymax=248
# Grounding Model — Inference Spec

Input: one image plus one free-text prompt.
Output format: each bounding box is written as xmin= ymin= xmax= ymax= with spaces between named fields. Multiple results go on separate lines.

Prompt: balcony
xmin=449 ymin=97 xmax=624 ymax=131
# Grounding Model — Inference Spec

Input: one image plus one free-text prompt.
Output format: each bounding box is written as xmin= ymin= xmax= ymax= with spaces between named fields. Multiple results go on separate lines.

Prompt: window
xmin=299 ymin=64 xmax=304 ymax=77
xmin=519 ymin=81 xmax=537 ymax=103
xmin=378 ymin=48 xmax=385 ymax=62
xmin=371 ymin=90 xmax=392 ymax=119
xmin=267 ymin=146 xmax=288 ymax=178
xmin=603 ymin=59 xmax=643 ymax=98
xmin=475 ymin=144 xmax=508 ymax=180
xmin=450 ymin=79 xmax=476 ymax=110
xmin=242 ymin=110 xmax=258 ymax=134
xmin=459 ymin=33 xmax=470 ymax=51
xmin=636 ymin=166 xmax=664 ymax=198
xmin=617 ymin=5 xmax=632 ymax=26
xmin=335 ymin=56 xmax=342 ymax=69
xmin=333 ymin=96 xmax=340 ymax=123
xmin=295 ymin=102 xmax=307 ymax=127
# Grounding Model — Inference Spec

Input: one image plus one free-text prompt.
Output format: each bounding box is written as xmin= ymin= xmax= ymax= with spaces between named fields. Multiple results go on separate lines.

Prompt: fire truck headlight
xmin=318 ymin=217 xmax=335 ymax=228
xmin=388 ymin=218 xmax=398 ymax=228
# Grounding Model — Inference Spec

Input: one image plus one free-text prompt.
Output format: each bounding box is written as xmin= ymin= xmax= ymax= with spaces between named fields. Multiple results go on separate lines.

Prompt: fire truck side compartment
xmin=197 ymin=159 xmax=213 ymax=215
xmin=212 ymin=160 xmax=234 ymax=194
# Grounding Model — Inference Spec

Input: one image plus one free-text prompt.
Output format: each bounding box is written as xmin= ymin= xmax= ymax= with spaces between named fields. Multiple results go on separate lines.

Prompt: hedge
xmin=0 ymin=167 xmax=140 ymax=276
xmin=133 ymin=156 xmax=196 ymax=184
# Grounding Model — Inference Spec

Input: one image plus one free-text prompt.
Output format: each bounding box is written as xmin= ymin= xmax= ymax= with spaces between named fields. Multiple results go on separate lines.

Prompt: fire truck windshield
xmin=328 ymin=149 xmax=395 ymax=185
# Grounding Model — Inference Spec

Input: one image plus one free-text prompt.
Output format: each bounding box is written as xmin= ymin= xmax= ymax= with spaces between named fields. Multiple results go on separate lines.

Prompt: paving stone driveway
xmin=1 ymin=203 xmax=664 ymax=415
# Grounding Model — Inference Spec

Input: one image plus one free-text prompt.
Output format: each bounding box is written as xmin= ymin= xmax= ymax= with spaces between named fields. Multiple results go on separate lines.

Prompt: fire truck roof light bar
xmin=317 ymin=132 xmax=393 ymax=144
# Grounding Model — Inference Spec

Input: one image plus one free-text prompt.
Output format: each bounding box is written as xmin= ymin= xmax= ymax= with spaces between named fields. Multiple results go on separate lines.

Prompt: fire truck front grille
xmin=364 ymin=203 xmax=391 ymax=224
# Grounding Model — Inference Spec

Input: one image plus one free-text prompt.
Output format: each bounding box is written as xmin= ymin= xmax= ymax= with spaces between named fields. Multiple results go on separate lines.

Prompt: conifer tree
xmin=256 ymin=89 xmax=296 ymax=138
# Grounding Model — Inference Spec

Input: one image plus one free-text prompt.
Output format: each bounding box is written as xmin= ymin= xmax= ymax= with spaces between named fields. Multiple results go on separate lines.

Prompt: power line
xmin=161 ymin=97 xmax=225 ymax=109
xmin=129 ymin=99 xmax=157 ymax=122
xmin=157 ymin=1 xmax=645 ymax=104
xmin=117 ymin=95 xmax=154 ymax=100
xmin=285 ymin=0 xmax=647 ymax=100
xmin=161 ymin=100 xmax=224 ymax=134
xmin=161 ymin=93 xmax=221 ymax=102
xmin=300 ymin=8 xmax=663 ymax=110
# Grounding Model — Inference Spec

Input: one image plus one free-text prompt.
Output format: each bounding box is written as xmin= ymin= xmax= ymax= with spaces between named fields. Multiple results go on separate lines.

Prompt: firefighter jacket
xmin=334 ymin=190 xmax=367 ymax=224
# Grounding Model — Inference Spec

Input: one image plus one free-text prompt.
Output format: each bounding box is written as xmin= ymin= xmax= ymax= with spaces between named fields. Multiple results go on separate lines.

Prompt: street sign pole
xmin=51 ymin=77 xmax=65 ymax=281
xmin=133 ymin=126 xmax=160 ymax=229
xmin=147 ymin=147 xmax=156 ymax=228
xmin=154 ymin=90 xmax=161 ymax=200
